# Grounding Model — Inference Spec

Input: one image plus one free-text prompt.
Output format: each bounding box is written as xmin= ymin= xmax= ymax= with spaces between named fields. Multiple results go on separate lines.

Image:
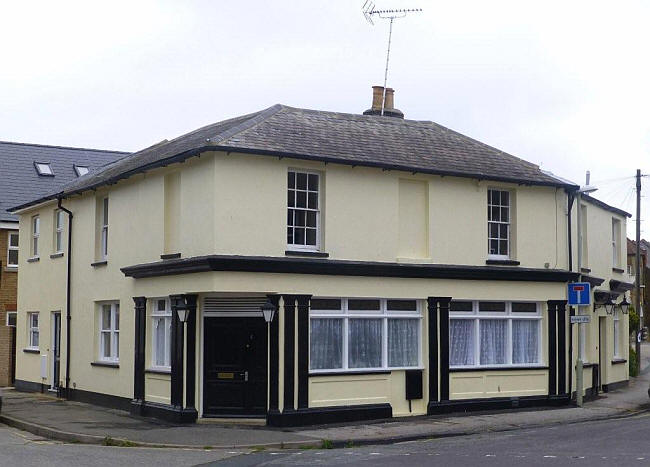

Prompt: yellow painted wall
xmin=13 ymin=149 xmax=627 ymax=416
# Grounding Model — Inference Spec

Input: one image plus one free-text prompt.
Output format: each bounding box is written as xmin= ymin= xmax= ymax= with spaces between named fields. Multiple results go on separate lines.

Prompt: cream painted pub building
xmin=11 ymin=90 xmax=632 ymax=425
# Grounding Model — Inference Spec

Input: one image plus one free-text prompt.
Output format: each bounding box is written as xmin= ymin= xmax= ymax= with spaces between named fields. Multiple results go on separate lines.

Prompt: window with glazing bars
xmin=287 ymin=170 xmax=320 ymax=249
xmin=488 ymin=189 xmax=510 ymax=258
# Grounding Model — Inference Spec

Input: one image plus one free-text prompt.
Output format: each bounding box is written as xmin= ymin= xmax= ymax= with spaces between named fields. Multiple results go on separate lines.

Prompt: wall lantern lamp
xmin=619 ymin=296 xmax=631 ymax=314
xmin=174 ymin=296 xmax=191 ymax=323
xmin=177 ymin=307 xmax=190 ymax=323
xmin=261 ymin=299 xmax=277 ymax=323
xmin=595 ymin=298 xmax=616 ymax=315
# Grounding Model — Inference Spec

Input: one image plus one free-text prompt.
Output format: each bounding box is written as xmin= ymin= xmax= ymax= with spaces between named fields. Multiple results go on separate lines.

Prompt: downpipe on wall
xmin=57 ymin=197 xmax=73 ymax=399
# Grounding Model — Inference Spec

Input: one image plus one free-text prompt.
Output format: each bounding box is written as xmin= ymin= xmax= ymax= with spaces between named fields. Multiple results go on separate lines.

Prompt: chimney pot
xmin=363 ymin=85 xmax=404 ymax=119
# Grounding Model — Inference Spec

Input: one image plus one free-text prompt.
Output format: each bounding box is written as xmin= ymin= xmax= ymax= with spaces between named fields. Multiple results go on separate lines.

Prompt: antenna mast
xmin=363 ymin=2 xmax=422 ymax=115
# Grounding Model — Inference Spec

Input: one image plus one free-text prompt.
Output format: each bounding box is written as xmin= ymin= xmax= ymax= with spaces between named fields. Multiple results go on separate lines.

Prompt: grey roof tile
xmin=0 ymin=141 xmax=126 ymax=221
xmin=12 ymin=105 xmax=577 ymax=211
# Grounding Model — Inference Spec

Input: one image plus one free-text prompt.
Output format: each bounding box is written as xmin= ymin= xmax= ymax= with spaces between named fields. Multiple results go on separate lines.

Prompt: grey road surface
xmin=0 ymin=423 xmax=244 ymax=467
xmin=206 ymin=412 xmax=650 ymax=466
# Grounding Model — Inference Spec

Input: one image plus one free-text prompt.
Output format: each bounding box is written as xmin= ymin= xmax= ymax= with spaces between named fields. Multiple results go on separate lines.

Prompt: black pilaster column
xmin=427 ymin=297 xmax=439 ymax=405
xmin=296 ymin=295 xmax=311 ymax=409
xmin=267 ymin=294 xmax=281 ymax=414
xmin=131 ymin=296 xmax=146 ymax=415
xmin=436 ymin=297 xmax=452 ymax=402
xmin=547 ymin=300 xmax=558 ymax=396
xmin=169 ymin=294 xmax=185 ymax=408
xmin=555 ymin=300 xmax=567 ymax=395
xmin=282 ymin=295 xmax=296 ymax=412
xmin=184 ymin=294 xmax=197 ymax=411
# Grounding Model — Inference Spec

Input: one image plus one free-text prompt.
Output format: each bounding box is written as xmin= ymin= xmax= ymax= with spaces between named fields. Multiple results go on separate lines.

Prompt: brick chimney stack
xmin=363 ymin=85 xmax=404 ymax=119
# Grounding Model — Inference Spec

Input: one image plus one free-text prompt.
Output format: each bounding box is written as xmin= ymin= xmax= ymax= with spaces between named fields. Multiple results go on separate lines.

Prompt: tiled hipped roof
xmin=0 ymin=141 xmax=127 ymax=222
xmin=12 ymin=105 xmax=577 ymax=211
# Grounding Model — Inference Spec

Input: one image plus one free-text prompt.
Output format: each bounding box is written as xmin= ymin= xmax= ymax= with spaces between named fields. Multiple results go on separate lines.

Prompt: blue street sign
xmin=568 ymin=282 xmax=591 ymax=306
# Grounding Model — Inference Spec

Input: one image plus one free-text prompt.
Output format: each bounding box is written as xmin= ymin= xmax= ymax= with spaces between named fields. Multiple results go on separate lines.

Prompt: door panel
xmin=52 ymin=313 xmax=61 ymax=389
xmin=203 ymin=317 xmax=267 ymax=416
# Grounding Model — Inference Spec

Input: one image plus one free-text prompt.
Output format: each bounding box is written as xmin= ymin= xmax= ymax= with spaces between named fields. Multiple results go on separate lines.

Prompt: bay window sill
xmin=310 ymin=367 xmax=423 ymax=376
xmin=91 ymin=260 xmax=108 ymax=267
xmin=450 ymin=365 xmax=548 ymax=372
xmin=27 ymin=257 xmax=40 ymax=263
xmin=50 ymin=252 xmax=64 ymax=259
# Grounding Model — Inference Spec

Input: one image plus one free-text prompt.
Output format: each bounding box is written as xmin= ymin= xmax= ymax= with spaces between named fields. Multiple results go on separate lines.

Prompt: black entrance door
xmin=52 ymin=312 xmax=61 ymax=389
xmin=203 ymin=317 xmax=267 ymax=416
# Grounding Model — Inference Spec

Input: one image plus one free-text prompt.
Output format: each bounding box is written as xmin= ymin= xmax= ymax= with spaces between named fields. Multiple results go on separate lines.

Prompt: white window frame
xmin=612 ymin=218 xmax=620 ymax=268
xmin=151 ymin=298 xmax=172 ymax=370
xmin=99 ymin=302 xmax=119 ymax=362
xmin=309 ymin=297 xmax=422 ymax=374
xmin=34 ymin=162 xmax=53 ymax=176
xmin=31 ymin=216 xmax=40 ymax=258
xmin=74 ymin=165 xmax=89 ymax=177
xmin=28 ymin=312 xmax=39 ymax=348
xmin=101 ymin=197 xmax=109 ymax=260
xmin=7 ymin=231 xmax=18 ymax=268
xmin=579 ymin=322 xmax=587 ymax=362
xmin=613 ymin=311 xmax=621 ymax=358
xmin=449 ymin=300 xmax=543 ymax=369
xmin=287 ymin=169 xmax=321 ymax=251
xmin=6 ymin=311 xmax=16 ymax=327
xmin=487 ymin=189 xmax=511 ymax=259
xmin=54 ymin=210 xmax=64 ymax=253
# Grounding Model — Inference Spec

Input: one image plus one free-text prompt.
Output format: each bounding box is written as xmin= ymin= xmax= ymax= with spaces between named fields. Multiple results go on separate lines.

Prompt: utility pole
xmin=635 ymin=169 xmax=642 ymax=374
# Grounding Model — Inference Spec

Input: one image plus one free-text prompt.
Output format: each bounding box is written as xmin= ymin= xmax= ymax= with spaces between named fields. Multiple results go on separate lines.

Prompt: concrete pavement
xmin=2 ymin=348 xmax=649 ymax=450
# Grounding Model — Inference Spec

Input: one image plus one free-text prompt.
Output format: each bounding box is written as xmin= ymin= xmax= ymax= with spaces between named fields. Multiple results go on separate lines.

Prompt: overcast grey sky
xmin=1 ymin=0 xmax=648 ymax=235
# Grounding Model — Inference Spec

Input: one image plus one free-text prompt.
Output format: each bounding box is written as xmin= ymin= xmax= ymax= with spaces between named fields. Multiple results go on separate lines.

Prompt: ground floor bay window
xmin=449 ymin=300 xmax=542 ymax=368
xmin=309 ymin=298 xmax=421 ymax=372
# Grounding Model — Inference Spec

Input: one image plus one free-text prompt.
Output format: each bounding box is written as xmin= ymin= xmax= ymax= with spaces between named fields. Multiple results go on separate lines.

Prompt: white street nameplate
xmin=570 ymin=315 xmax=591 ymax=324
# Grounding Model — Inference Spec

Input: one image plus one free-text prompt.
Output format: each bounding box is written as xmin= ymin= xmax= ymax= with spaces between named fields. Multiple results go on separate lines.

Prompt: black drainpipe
xmin=57 ymin=197 xmax=73 ymax=399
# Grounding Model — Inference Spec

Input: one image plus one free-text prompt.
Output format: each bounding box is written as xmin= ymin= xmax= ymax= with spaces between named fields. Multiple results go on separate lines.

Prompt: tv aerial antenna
xmin=363 ymin=1 xmax=422 ymax=115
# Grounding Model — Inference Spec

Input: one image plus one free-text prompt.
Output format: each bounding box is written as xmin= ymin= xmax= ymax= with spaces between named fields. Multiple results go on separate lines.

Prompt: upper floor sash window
xmin=7 ymin=231 xmax=18 ymax=268
xmin=287 ymin=170 xmax=320 ymax=250
xmin=488 ymin=189 xmax=511 ymax=259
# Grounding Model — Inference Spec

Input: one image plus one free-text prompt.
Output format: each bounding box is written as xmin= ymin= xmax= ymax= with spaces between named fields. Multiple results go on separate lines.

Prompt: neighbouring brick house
xmin=627 ymin=238 xmax=650 ymax=327
xmin=0 ymin=141 xmax=125 ymax=386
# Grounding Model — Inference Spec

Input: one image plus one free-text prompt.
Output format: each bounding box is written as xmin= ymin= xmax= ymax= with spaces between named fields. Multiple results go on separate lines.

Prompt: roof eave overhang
xmin=9 ymin=144 xmax=578 ymax=213
xmin=121 ymin=254 xmax=579 ymax=282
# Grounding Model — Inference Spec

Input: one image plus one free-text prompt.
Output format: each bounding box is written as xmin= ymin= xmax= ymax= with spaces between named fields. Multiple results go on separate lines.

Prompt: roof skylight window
xmin=34 ymin=162 xmax=54 ymax=176
xmin=74 ymin=165 xmax=89 ymax=177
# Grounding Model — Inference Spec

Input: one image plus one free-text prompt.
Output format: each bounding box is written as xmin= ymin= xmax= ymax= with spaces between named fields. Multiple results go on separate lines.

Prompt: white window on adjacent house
xmin=74 ymin=165 xmax=89 ymax=177
xmin=449 ymin=300 xmax=542 ymax=368
xmin=54 ymin=210 xmax=65 ymax=253
xmin=31 ymin=216 xmax=40 ymax=257
xmin=99 ymin=303 xmax=119 ymax=362
xmin=7 ymin=231 xmax=18 ymax=267
xmin=151 ymin=298 xmax=172 ymax=369
xmin=613 ymin=312 xmax=621 ymax=358
xmin=579 ymin=322 xmax=587 ymax=361
xmin=309 ymin=298 xmax=421 ymax=372
xmin=6 ymin=312 xmax=16 ymax=327
xmin=612 ymin=218 xmax=621 ymax=268
xmin=287 ymin=170 xmax=320 ymax=250
xmin=101 ymin=197 xmax=109 ymax=260
xmin=28 ymin=312 xmax=39 ymax=348
xmin=488 ymin=189 xmax=511 ymax=259
xmin=34 ymin=162 xmax=53 ymax=176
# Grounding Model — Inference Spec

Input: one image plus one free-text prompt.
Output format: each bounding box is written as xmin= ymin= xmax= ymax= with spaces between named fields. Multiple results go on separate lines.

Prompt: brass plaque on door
xmin=217 ymin=372 xmax=234 ymax=379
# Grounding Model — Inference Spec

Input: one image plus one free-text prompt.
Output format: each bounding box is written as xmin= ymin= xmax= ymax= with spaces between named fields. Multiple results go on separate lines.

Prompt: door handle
xmin=244 ymin=371 xmax=249 ymax=382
